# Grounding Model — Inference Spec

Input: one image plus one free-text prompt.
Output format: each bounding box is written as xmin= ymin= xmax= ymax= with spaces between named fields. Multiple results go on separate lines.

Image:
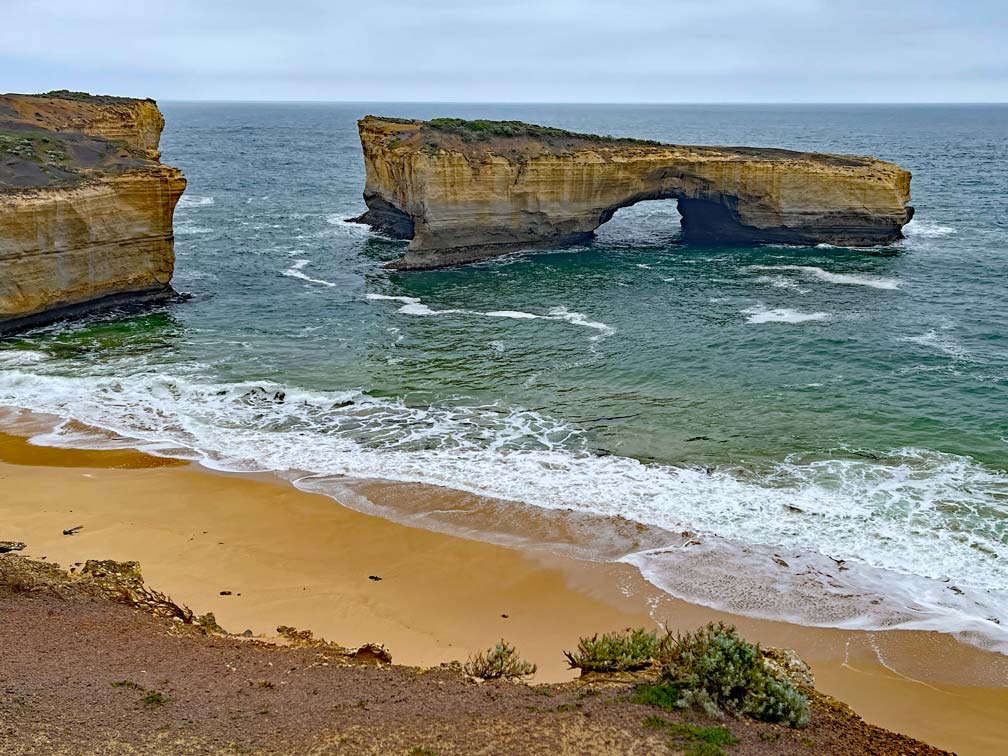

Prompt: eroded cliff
xmin=0 ymin=91 xmax=186 ymax=332
xmin=353 ymin=116 xmax=913 ymax=269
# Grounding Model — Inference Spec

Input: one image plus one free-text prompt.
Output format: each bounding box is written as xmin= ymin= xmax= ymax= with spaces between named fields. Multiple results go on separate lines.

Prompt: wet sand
xmin=1 ymin=429 xmax=1005 ymax=755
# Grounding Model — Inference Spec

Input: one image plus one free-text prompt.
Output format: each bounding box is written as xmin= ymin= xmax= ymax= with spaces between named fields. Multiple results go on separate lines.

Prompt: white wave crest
xmin=368 ymin=294 xmax=614 ymax=339
xmin=744 ymin=306 xmax=830 ymax=324
xmin=282 ymin=259 xmax=338 ymax=288
xmin=750 ymin=265 xmax=900 ymax=290
xmin=903 ymin=219 xmax=957 ymax=238
xmin=903 ymin=330 xmax=973 ymax=361
xmin=0 ymin=367 xmax=1005 ymax=652
xmin=325 ymin=212 xmax=372 ymax=237
xmin=177 ymin=195 xmax=215 ymax=208
xmin=755 ymin=274 xmax=805 ymax=291
xmin=0 ymin=350 xmax=49 ymax=367
xmin=174 ymin=221 xmax=213 ymax=235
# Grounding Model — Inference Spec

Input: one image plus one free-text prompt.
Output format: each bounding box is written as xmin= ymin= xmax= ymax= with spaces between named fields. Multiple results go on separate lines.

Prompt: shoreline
xmin=1 ymin=429 xmax=1006 ymax=754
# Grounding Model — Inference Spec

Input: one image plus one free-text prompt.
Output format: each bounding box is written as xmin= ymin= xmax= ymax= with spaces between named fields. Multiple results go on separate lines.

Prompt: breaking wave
xmin=0 ymin=365 xmax=1005 ymax=653
xmin=743 ymin=306 xmax=831 ymax=324
xmin=367 ymin=294 xmax=614 ymax=339
xmin=283 ymin=259 xmax=339 ymax=288
xmin=749 ymin=265 xmax=900 ymax=291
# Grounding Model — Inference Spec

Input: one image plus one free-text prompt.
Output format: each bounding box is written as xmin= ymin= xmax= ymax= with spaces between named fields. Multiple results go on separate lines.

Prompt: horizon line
xmin=153 ymin=99 xmax=1008 ymax=106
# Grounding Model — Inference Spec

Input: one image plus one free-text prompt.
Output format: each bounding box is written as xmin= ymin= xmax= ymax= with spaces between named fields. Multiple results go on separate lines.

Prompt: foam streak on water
xmin=749 ymin=265 xmax=901 ymax=290
xmin=366 ymin=294 xmax=614 ymax=339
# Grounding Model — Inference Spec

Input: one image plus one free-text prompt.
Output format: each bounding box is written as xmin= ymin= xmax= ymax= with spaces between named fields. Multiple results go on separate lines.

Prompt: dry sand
xmin=1 ymin=429 xmax=1005 ymax=755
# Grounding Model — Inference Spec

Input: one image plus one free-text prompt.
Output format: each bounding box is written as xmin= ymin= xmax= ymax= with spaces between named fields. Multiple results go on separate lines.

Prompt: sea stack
xmin=0 ymin=91 xmax=186 ymax=333
xmin=353 ymin=116 xmax=914 ymax=269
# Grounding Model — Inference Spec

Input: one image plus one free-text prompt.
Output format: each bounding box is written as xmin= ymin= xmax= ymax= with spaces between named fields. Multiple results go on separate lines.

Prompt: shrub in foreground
xmin=638 ymin=622 xmax=810 ymax=728
xmin=463 ymin=640 xmax=536 ymax=681
xmin=564 ymin=627 xmax=661 ymax=673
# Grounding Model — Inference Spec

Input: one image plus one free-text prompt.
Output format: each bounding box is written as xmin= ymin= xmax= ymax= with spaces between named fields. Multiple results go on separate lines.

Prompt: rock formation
xmin=353 ymin=116 xmax=914 ymax=269
xmin=0 ymin=91 xmax=186 ymax=332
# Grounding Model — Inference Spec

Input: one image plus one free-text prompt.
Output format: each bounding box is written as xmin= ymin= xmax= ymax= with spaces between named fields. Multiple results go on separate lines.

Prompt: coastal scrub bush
xmin=424 ymin=117 xmax=662 ymax=146
xmin=463 ymin=640 xmax=536 ymax=681
xmin=641 ymin=622 xmax=810 ymax=728
xmin=142 ymin=690 xmax=168 ymax=707
xmin=564 ymin=627 xmax=661 ymax=673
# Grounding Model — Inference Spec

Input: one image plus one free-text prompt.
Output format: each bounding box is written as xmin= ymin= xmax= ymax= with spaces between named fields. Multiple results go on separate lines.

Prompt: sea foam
xmin=749 ymin=265 xmax=900 ymax=290
xmin=368 ymin=294 xmax=614 ymax=339
xmin=0 ymin=365 xmax=1005 ymax=653
xmin=177 ymin=195 xmax=215 ymax=208
xmin=744 ymin=306 xmax=831 ymax=324
xmin=282 ymin=259 xmax=338 ymax=288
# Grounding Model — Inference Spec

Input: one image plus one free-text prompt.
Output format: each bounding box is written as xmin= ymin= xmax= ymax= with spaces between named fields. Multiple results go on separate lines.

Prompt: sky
xmin=3 ymin=1 xmax=1006 ymax=103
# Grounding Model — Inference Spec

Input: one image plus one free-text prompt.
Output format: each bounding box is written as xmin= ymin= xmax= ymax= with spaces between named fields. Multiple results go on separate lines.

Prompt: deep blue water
xmin=2 ymin=103 xmax=1006 ymax=650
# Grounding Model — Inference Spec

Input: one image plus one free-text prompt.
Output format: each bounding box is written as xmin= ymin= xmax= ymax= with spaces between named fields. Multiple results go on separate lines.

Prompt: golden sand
xmin=1 ymin=430 xmax=1005 ymax=755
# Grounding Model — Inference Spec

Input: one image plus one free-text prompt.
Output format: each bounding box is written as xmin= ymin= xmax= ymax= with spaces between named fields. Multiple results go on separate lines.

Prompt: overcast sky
xmin=3 ymin=1 xmax=1006 ymax=102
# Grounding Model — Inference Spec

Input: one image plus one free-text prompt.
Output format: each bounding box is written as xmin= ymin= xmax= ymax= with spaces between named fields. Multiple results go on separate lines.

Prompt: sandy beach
xmin=1 ymin=427 xmax=1006 ymax=755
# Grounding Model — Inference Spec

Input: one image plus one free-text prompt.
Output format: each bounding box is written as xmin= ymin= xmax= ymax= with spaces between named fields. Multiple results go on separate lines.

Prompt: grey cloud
xmin=2 ymin=0 xmax=1005 ymax=101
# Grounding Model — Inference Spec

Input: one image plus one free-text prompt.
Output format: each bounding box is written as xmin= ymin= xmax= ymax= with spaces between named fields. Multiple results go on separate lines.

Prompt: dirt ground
xmin=0 ymin=554 xmax=950 ymax=756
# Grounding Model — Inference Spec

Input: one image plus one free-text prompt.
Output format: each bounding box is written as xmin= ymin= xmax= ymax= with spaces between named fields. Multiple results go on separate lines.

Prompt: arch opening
xmin=593 ymin=197 xmax=683 ymax=248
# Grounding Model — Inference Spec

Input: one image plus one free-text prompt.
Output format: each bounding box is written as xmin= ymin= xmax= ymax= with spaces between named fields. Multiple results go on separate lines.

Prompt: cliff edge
xmin=0 ymin=91 xmax=186 ymax=333
xmin=353 ymin=116 xmax=913 ymax=269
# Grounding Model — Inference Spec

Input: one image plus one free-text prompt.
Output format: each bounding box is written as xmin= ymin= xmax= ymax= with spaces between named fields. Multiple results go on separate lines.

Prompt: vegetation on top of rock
xmin=424 ymin=117 xmax=663 ymax=145
xmin=637 ymin=622 xmax=811 ymax=728
xmin=463 ymin=640 xmax=537 ymax=680
xmin=564 ymin=627 xmax=662 ymax=673
xmin=32 ymin=90 xmax=149 ymax=104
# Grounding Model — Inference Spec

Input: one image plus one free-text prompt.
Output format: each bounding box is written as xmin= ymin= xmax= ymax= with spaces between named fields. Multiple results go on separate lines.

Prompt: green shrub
xmin=463 ymin=640 xmax=536 ymax=681
xmin=564 ymin=627 xmax=661 ymax=672
xmin=424 ymin=117 xmax=662 ymax=146
xmin=642 ymin=715 xmax=738 ymax=756
xmin=645 ymin=622 xmax=809 ymax=727
xmin=142 ymin=690 xmax=168 ymax=707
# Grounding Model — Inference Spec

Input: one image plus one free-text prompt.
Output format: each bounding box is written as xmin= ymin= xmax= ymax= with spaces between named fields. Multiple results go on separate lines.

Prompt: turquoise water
xmin=2 ymin=104 xmax=1006 ymax=649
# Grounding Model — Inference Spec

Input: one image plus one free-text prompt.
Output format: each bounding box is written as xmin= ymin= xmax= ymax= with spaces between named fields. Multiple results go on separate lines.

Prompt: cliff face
xmin=354 ymin=117 xmax=913 ymax=269
xmin=0 ymin=91 xmax=186 ymax=332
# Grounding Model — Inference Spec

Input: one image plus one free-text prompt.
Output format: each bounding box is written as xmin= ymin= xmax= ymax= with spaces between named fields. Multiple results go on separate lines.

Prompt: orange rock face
xmin=0 ymin=92 xmax=186 ymax=332
xmin=353 ymin=116 xmax=913 ymax=269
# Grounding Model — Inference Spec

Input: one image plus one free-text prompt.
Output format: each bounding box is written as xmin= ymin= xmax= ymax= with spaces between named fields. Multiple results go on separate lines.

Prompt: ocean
xmin=2 ymin=103 xmax=1006 ymax=652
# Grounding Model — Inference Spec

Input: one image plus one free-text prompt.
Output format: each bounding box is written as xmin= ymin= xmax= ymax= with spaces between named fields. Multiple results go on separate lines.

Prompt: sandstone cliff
xmin=0 ymin=91 xmax=186 ymax=332
xmin=353 ymin=116 xmax=913 ymax=269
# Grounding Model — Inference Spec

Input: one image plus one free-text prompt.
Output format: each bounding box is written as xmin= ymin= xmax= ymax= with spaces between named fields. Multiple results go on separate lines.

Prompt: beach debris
xmin=772 ymin=555 xmax=789 ymax=568
xmin=501 ymin=614 xmax=509 ymax=619
xmin=368 ymin=575 xmax=383 ymax=581
xmin=220 ymin=590 xmax=232 ymax=596
xmin=62 ymin=525 xmax=83 ymax=536
xmin=0 ymin=540 xmax=26 ymax=553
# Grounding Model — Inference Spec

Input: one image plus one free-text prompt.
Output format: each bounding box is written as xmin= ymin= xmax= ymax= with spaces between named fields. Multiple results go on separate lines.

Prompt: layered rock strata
xmin=353 ymin=116 xmax=913 ymax=269
xmin=0 ymin=91 xmax=186 ymax=332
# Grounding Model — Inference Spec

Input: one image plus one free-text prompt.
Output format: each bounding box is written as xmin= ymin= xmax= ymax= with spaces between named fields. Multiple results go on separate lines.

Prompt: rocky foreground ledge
xmin=0 ymin=552 xmax=948 ymax=755
xmin=0 ymin=91 xmax=186 ymax=333
xmin=353 ymin=117 xmax=914 ymax=269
